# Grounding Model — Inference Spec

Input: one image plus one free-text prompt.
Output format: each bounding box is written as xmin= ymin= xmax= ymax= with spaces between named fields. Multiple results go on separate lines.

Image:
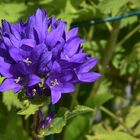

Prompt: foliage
xmin=0 ymin=0 xmax=140 ymax=140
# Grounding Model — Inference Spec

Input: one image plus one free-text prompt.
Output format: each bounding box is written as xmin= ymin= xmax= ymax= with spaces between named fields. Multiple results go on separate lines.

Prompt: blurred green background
xmin=0 ymin=0 xmax=140 ymax=140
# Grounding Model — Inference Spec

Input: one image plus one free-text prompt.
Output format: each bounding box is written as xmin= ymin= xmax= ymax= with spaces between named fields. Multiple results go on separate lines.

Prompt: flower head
xmin=0 ymin=9 xmax=101 ymax=104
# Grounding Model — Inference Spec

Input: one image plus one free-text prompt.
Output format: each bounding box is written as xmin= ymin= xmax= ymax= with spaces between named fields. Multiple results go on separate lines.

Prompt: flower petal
xmin=20 ymin=39 xmax=36 ymax=48
xmin=70 ymin=53 xmax=87 ymax=63
xmin=79 ymin=58 xmax=99 ymax=73
xmin=51 ymin=89 xmax=61 ymax=104
xmin=66 ymin=27 xmax=78 ymax=40
xmin=61 ymin=82 xmax=75 ymax=93
xmin=64 ymin=37 xmax=85 ymax=57
xmin=77 ymin=72 xmax=101 ymax=82
xmin=14 ymin=86 xmax=22 ymax=93
xmin=51 ymin=61 xmax=61 ymax=74
xmin=3 ymin=36 xmax=12 ymax=47
xmin=0 ymin=78 xmax=19 ymax=92
xmin=28 ymin=74 xmax=41 ymax=86
xmin=9 ymin=47 xmax=22 ymax=61
xmin=0 ymin=57 xmax=12 ymax=78
xmin=46 ymin=21 xmax=66 ymax=47
xmin=2 ymin=19 xmax=11 ymax=33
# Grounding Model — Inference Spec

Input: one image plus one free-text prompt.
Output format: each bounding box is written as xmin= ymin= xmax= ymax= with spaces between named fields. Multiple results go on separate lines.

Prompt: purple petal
xmin=14 ymin=62 xmax=29 ymax=75
xmin=9 ymin=47 xmax=22 ymax=61
xmin=46 ymin=21 xmax=66 ymax=47
xmin=11 ymin=24 xmax=21 ymax=40
xmin=52 ymin=43 xmax=64 ymax=59
xmin=9 ymin=34 xmax=20 ymax=47
xmin=14 ymin=86 xmax=22 ymax=93
xmin=66 ymin=27 xmax=78 ymax=40
xmin=33 ymin=28 xmax=42 ymax=44
xmin=51 ymin=89 xmax=61 ymax=104
xmin=42 ymin=18 xmax=48 ymax=36
xmin=51 ymin=61 xmax=61 ymax=74
xmin=20 ymin=39 xmax=36 ymax=48
xmin=0 ymin=78 xmax=19 ymax=92
xmin=35 ymin=9 xmax=43 ymax=27
xmin=28 ymin=74 xmax=41 ymax=86
xmin=61 ymin=82 xmax=75 ymax=93
xmin=61 ymin=71 xmax=73 ymax=81
xmin=3 ymin=36 xmax=12 ymax=47
xmin=2 ymin=19 xmax=11 ymax=33
xmin=77 ymin=72 xmax=101 ymax=82
xmin=70 ymin=53 xmax=87 ymax=63
xmin=79 ymin=58 xmax=99 ymax=73
xmin=64 ymin=37 xmax=85 ymax=57
xmin=0 ymin=57 xmax=12 ymax=78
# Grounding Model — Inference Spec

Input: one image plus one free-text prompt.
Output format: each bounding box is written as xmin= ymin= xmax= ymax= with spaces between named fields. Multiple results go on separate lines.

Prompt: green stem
xmin=100 ymin=106 xmax=135 ymax=137
xmin=70 ymin=85 xmax=79 ymax=109
xmin=32 ymin=111 xmax=40 ymax=140
xmin=118 ymin=24 xmax=140 ymax=46
xmin=85 ymin=22 xmax=121 ymax=105
xmin=102 ymin=22 xmax=121 ymax=71
xmin=45 ymin=104 xmax=55 ymax=140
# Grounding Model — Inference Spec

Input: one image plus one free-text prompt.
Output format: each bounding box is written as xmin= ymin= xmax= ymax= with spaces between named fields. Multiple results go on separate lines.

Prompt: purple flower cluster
xmin=0 ymin=9 xmax=101 ymax=104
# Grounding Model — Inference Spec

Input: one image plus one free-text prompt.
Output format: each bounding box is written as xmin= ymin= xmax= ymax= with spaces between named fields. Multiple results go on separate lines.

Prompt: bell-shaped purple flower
xmin=45 ymin=61 xmax=75 ymax=104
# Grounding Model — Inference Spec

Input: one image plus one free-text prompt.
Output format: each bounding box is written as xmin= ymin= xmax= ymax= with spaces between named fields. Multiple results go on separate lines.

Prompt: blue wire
xmin=71 ymin=10 xmax=140 ymax=27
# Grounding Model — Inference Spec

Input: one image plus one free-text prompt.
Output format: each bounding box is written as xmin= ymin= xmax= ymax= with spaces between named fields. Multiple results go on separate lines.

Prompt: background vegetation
xmin=0 ymin=0 xmax=140 ymax=140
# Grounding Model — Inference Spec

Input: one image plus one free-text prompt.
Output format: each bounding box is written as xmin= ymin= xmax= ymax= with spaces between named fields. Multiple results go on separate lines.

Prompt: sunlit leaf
xmin=125 ymin=106 xmax=140 ymax=128
xmin=86 ymin=131 xmax=137 ymax=140
xmin=2 ymin=91 xmax=23 ymax=111
xmin=67 ymin=105 xmax=95 ymax=119
xmin=17 ymin=96 xmax=50 ymax=117
xmin=98 ymin=0 xmax=131 ymax=15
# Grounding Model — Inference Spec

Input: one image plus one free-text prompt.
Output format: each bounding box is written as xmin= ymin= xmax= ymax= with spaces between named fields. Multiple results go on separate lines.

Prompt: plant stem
xmin=100 ymin=106 xmax=135 ymax=137
xmin=117 ymin=24 xmax=140 ymax=46
xmin=32 ymin=110 xmax=40 ymax=140
xmin=85 ymin=22 xmax=121 ymax=105
xmin=70 ymin=85 xmax=79 ymax=109
xmin=45 ymin=104 xmax=56 ymax=140
xmin=102 ymin=22 xmax=120 ymax=72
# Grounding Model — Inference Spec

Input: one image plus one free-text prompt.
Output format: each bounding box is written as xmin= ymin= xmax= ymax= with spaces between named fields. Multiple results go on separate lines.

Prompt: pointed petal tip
xmin=0 ymin=78 xmax=18 ymax=92
xmin=78 ymin=72 xmax=102 ymax=83
xmin=51 ymin=89 xmax=61 ymax=104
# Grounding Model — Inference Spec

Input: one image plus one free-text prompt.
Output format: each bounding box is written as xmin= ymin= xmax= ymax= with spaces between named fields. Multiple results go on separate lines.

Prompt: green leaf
xmin=86 ymin=79 xmax=113 ymax=107
xmin=118 ymin=42 xmax=140 ymax=75
xmin=0 ymin=77 xmax=4 ymax=84
xmin=67 ymin=105 xmax=95 ymax=119
xmin=98 ymin=0 xmax=130 ymax=15
xmin=39 ymin=105 xmax=94 ymax=137
xmin=63 ymin=115 xmax=91 ymax=140
xmin=39 ymin=107 xmax=69 ymax=137
xmin=120 ymin=16 xmax=138 ymax=28
xmin=17 ymin=96 xmax=50 ymax=117
xmin=4 ymin=112 xmax=31 ymax=140
xmin=125 ymin=106 xmax=140 ymax=128
xmin=92 ymin=93 xmax=113 ymax=108
xmin=0 ymin=3 xmax=26 ymax=22
xmin=2 ymin=90 xmax=23 ymax=111
xmin=86 ymin=131 xmax=137 ymax=140
xmin=73 ymin=1 xmax=99 ymax=23
xmin=17 ymin=101 xmax=42 ymax=116
xmin=128 ymin=0 xmax=140 ymax=9
xmin=89 ymin=123 xmax=108 ymax=134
